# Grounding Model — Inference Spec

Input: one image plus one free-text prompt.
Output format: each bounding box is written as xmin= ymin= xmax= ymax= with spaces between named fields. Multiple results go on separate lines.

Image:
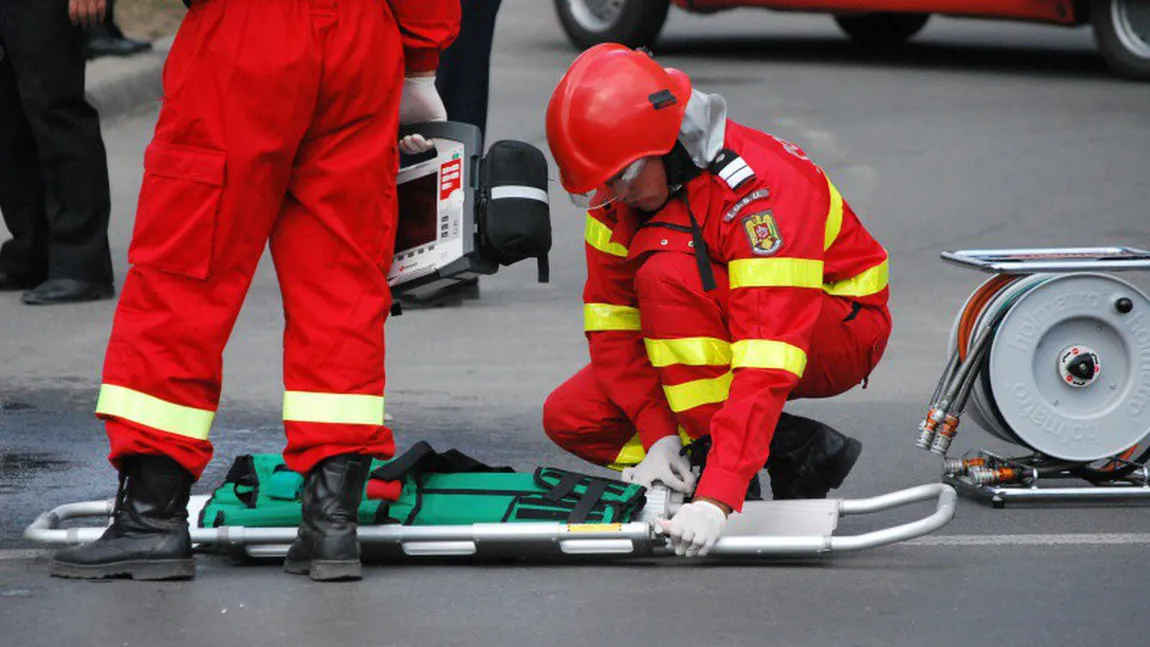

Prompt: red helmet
xmin=546 ymin=44 xmax=692 ymax=195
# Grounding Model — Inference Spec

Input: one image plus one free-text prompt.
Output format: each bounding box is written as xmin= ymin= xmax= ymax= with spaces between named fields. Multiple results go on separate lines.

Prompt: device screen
xmin=394 ymin=172 xmax=439 ymax=252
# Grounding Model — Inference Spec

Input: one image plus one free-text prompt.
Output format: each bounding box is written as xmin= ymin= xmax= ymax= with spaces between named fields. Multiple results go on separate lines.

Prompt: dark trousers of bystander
xmin=435 ymin=0 xmax=503 ymax=139
xmin=0 ymin=0 xmax=113 ymax=286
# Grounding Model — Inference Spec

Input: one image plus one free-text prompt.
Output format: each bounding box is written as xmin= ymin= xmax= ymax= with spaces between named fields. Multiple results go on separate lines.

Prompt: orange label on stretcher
xmin=567 ymin=523 xmax=623 ymax=533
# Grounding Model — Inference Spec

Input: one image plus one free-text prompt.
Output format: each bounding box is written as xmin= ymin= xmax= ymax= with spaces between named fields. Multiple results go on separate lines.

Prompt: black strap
xmin=542 ymin=471 xmax=584 ymax=503
xmin=224 ymin=455 xmax=259 ymax=508
xmin=681 ymin=189 xmax=717 ymax=292
xmin=370 ymin=441 xmax=437 ymax=481
xmin=537 ymin=255 xmax=550 ymax=283
xmin=842 ymin=301 xmax=862 ymax=323
xmin=568 ymin=479 xmax=609 ymax=524
xmin=371 ymin=442 xmax=515 ymax=482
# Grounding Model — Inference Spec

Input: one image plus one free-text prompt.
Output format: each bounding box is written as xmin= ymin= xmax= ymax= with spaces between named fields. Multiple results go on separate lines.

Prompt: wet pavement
xmin=3 ymin=2 xmax=1150 ymax=645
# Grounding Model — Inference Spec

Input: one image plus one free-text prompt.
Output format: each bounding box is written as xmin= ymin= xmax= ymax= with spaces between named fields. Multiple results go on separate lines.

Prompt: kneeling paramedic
xmin=541 ymin=45 xmax=891 ymax=558
xmin=51 ymin=0 xmax=460 ymax=582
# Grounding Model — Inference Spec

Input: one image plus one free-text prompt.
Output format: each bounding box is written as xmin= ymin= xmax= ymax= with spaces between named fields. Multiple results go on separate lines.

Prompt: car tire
xmin=1091 ymin=0 xmax=1150 ymax=81
xmin=554 ymin=0 xmax=671 ymax=51
xmin=833 ymin=13 xmax=930 ymax=48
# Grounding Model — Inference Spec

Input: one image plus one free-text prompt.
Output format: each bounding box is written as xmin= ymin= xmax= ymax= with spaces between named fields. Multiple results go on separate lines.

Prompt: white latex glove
xmin=657 ymin=500 xmax=728 ymax=557
xmin=620 ymin=435 xmax=695 ymax=494
xmin=398 ymin=76 xmax=447 ymax=155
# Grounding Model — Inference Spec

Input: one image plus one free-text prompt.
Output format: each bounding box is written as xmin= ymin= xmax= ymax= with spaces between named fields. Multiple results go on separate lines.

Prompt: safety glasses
xmin=568 ymin=157 xmax=649 ymax=211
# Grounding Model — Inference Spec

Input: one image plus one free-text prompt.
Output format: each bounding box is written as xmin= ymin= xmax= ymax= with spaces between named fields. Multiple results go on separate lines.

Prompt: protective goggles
xmin=569 ymin=157 xmax=649 ymax=211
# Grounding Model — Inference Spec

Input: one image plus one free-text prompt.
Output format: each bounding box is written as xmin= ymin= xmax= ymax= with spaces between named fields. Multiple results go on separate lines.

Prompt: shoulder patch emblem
xmin=723 ymin=189 xmax=772 ymax=222
xmin=742 ymin=211 xmax=782 ymax=256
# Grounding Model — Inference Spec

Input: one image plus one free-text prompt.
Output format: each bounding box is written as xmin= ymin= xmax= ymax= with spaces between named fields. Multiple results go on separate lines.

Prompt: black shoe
xmin=21 ymin=279 xmax=114 ymax=305
xmin=0 ymin=272 xmax=42 ymax=291
xmin=766 ymin=413 xmax=862 ymax=501
xmin=284 ymin=454 xmax=372 ymax=581
xmin=85 ymin=36 xmax=152 ymax=59
xmin=51 ymin=456 xmax=195 ymax=580
xmin=681 ymin=436 xmax=764 ymax=502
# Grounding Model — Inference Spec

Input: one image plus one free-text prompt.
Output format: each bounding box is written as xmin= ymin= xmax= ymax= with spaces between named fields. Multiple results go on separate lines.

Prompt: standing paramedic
xmin=51 ymin=0 xmax=460 ymax=582
xmin=542 ymin=45 xmax=891 ymax=558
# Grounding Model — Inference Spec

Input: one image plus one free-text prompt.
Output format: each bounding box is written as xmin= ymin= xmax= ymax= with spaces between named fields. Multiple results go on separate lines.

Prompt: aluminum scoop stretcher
xmin=27 ymin=483 xmax=955 ymax=560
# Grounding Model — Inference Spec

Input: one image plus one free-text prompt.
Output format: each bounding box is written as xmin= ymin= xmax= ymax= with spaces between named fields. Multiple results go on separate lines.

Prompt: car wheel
xmin=833 ymin=13 xmax=931 ymax=48
xmin=1092 ymin=0 xmax=1150 ymax=80
xmin=553 ymin=0 xmax=671 ymax=51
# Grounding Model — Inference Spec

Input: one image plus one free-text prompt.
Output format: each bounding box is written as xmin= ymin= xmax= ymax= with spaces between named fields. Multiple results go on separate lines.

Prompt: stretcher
xmin=26 ymin=483 xmax=955 ymax=560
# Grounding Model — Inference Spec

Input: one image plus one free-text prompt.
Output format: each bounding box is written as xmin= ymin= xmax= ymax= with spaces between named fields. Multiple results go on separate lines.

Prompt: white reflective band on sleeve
xmin=283 ymin=391 xmax=385 ymax=426
xmin=96 ymin=384 xmax=215 ymax=441
xmin=491 ymin=186 xmax=549 ymax=204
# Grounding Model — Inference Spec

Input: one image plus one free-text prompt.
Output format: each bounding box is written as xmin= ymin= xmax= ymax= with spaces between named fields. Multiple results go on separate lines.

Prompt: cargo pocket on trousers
xmin=128 ymin=142 xmax=226 ymax=280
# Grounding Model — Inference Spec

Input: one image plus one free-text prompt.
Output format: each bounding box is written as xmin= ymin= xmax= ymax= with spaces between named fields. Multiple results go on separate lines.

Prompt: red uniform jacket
xmin=582 ymin=120 xmax=890 ymax=508
xmin=391 ymin=0 xmax=461 ymax=73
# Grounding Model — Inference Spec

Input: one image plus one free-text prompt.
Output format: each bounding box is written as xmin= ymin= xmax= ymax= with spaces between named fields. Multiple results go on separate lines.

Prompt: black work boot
xmin=283 ymin=453 xmax=372 ymax=582
xmin=766 ymin=413 xmax=863 ymax=500
xmin=51 ymin=455 xmax=195 ymax=580
xmin=682 ymin=436 xmax=763 ymax=502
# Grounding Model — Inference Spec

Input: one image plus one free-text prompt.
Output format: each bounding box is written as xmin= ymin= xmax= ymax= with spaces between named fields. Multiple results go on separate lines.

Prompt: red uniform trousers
xmin=99 ymin=0 xmax=404 ymax=478
xmin=543 ymin=252 xmax=891 ymax=469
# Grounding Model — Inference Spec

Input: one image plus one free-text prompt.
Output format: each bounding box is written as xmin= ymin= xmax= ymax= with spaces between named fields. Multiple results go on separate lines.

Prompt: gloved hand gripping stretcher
xmin=26 ymin=443 xmax=955 ymax=560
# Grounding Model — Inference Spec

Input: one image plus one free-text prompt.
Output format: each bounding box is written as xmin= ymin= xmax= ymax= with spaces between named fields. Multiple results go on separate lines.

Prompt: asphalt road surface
xmin=2 ymin=3 xmax=1150 ymax=646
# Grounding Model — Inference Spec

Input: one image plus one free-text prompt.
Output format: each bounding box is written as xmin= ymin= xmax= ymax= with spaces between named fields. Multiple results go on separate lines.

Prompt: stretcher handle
xmin=830 ymin=483 xmax=957 ymax=552
xmin=24 ymin=500 xmax=114 ymax=545
xmin=704 ymin=483 xmax=956 ymax=556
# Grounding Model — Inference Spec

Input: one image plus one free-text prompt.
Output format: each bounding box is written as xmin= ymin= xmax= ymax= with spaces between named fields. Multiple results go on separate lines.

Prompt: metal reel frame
xmin=937 ymin=247 xmax=1150 ymax=506
xmin=944 ymin=448 xmax=1150 ymax=508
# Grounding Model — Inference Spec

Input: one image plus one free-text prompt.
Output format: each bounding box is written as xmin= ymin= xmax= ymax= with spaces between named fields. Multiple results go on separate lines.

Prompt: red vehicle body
xmin=673 ymin=0 xmax=1077 ymax=24
xmin=554 ymin=0 xmax=1150 ymax=79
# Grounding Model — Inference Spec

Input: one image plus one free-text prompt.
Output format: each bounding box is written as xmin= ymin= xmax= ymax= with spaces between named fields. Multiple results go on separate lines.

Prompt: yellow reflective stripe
xmin=663 ymin=372 xmax=733 ymax=413
xmin=610 ymin=434 xmax=646 ymax=470
xmin=644 ymin=337 xmax=731 ymax=368
xmin=729 ymin=258 xmax=824 ymax=290
xmin=824 ymin=258 xmax=889 ymax=298
xmin=584 ymin=303 xmax=641 ymax=331
xmin=96 ymin=384 xmax=214 ymax=441
xmin=283 ymin=391 xmax=385 ymax=425
xmin=584 ymin=215 xmax=629 ymax=258
xmin=608 ymin=428 xmax=694 ymax=471
xmin=824 ymin=180 xmax=843 ymax=251
xmin=730 ymin=340 xmax=807 ymax=377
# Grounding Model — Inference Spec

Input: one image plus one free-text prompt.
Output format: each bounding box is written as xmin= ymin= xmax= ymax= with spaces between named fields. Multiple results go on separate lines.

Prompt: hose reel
xmin=918 ymin=248 xmax=1150 ymax=504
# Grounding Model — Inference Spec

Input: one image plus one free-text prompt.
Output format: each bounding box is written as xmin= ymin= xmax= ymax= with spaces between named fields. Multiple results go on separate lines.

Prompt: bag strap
xmin=223 ymin=455 xmax=259 ymax=509
xmin=541 ymin=471 xmax=584 ymax=503
xmin=370 ymin=441 xmax=438 ymax=482
xmin=568 ymin=479 xmax=609 ymax=524
xmin=371 ymin=442 xmax=516 ymax=482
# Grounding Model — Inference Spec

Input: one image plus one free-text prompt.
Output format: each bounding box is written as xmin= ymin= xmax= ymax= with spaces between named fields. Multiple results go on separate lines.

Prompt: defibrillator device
xmin=389 ymin=122 xmax=551 ymax=299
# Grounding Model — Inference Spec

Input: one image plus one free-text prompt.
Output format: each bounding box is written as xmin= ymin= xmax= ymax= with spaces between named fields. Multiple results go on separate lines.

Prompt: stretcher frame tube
xmin=946 ymin=475 xmax=1150 ymax=505
xmin=830 ymin=484 xmax=957 ymax=551
xmin=25 ymin=484 xmax=956 ymax=558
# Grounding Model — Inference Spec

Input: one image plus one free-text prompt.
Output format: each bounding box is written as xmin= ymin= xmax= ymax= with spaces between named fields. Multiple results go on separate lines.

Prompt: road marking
xmin=0 ymin=549 xmax=50 ymax=561
xmin=905 ymin=533 xmax=1150 ymax=547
